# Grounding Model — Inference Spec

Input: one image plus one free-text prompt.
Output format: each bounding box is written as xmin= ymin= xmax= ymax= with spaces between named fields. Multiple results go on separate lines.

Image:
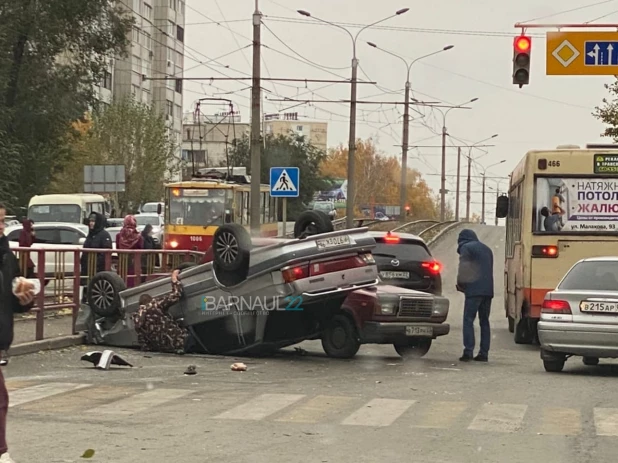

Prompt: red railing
xmin=12 ymin=247 xmax=205 ymax=342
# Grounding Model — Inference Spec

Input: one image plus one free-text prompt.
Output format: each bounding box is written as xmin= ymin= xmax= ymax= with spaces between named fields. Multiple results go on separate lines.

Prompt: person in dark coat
xmin=0 ymin=203 xmax=35 ymax=462
xmin=18 ymin=219 xmax=35 ymax=278
xmin=140 ymin=224 xmax=160 ymax=283
xmin=80 ymin=212 xmax=113 ymax=301
xmin=456 ymin=229 xmax=494 ymax=362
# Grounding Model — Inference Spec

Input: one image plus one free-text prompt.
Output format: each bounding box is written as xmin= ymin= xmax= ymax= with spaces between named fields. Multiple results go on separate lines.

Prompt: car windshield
xmin=558 ymin=261 xmax=618 ymax=291
xmin=373 ymin=241 xmax=432 ymax=260
xmin=141 ymin=203 xmax=160 ymax=213
xmin=135 ymin=215 xmax=160 ymax=227
xmin=29 ymin=204 xmax=81 ymax=223
xmin=169 ymin=188 xmax=230 ymax=226
xmin=313 ymin=202 xmax=333 ymax=212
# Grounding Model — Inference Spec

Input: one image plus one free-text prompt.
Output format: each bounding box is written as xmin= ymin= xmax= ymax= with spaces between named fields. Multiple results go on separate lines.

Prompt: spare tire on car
xmin=294 ymin=210 xmax=334 ymax=239
xmin=87 ymin=271 xmax=127 ymax=318
xmin=212 ymin=223 xmax=252 ymax=286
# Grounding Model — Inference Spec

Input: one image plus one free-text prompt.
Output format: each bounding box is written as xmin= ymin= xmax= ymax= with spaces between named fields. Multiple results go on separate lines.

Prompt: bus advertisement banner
xmin=535 ymin=177 xmax=618 ymax=233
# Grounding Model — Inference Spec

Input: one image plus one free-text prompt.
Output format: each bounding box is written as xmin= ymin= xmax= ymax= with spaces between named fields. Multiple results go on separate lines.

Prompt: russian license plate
xmin=580 ymin=301 xmax=618 ymax=313
xmin=405 ymin=326 xmax=433 ymax=337
xmin=316 ymin=235 xmax=350 ymax=250
xmin=380 ymin=271 xmax=410 ymax=279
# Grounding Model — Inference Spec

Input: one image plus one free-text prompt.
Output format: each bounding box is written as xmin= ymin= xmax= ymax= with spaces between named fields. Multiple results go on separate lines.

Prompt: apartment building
xmin=264 ymin=113 xmax=328 ymax=152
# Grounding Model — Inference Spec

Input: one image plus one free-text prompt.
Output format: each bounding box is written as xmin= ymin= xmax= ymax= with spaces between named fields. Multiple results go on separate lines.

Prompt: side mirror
xmin=496 ymin=194 xmax=509 ymax=218
xmin=78 ymin=237 xmax=86 ymax=245
xmin=157 ymin=203 xmax=162 ymax=215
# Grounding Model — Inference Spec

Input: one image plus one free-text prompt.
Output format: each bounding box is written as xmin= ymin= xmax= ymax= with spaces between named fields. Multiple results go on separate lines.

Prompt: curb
xmin=9 ymin=334 xmax=85 ymax=357
xmin=427 ymin=222 xmax=463 ymax=247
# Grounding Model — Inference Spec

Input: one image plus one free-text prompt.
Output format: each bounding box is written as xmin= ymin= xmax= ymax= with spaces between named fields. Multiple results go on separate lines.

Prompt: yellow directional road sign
xmin=546 ymin=31 xmax=618 ymax=75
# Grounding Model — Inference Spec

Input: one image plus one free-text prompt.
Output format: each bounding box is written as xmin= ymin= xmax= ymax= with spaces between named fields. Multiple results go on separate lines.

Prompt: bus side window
xmin=264 ymin=192 xmax=270 ymax=224
xmin=270 ymin=196 xmax=277 ymax=223
xmin=505 ymin=183 xmax=522 ymax=258
xmin=242 ymin=192 xmax=249 ymax=224
xmin=260 ymin=192 xmax=266 ymax=225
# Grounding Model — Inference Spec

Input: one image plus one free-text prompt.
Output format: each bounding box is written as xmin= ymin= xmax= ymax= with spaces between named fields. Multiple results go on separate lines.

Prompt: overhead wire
xmin=519 ymin=0 xmax=617 ymax=23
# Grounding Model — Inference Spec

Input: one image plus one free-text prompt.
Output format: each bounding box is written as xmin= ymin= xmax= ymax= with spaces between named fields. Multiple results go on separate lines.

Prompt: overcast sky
xmin=182 ymin=0 xmax=616 ymax=218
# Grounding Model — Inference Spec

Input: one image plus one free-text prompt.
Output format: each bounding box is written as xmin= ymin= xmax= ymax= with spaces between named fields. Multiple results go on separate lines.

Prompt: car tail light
xmin=383 ymin=232 xmax=400 ymax=243
xmin=422 ymin=261 xmax=441 ymax=274
xmin=541 ymin=299 xmax=571 ymax=314
xmin=282 ymin=265 xmax=310 ymax=283
xmin=532 ymin=245 xmax=558 ymax=258
xmin=310 ymin=255 xmax=368 ymax=277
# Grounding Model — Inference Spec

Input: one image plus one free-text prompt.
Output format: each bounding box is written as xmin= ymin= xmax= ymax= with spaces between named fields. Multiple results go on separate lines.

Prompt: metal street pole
xmin=455 ymin=146 xmax=461 ymax=221
xmin=466 ymin=152 xmax=472 ymax=222
xmin=367 ymin=43 xmax=453 ymax=220
xmin=495 ymin=189 xmax=499 ymax=226
xmin=481 ymin=173 xmax=486 ymax=223
xmin=299 ymin=8 xmax=409 ymax=228
xmin=250 ymin=1 xmax=262 ymax=235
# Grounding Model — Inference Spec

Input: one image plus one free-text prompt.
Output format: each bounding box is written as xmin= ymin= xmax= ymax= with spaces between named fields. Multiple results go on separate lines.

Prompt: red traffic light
xmin=405 ymin=206 xmax=410 ymax=211
xmin=514 ymin=36 xmax=531 ymax=53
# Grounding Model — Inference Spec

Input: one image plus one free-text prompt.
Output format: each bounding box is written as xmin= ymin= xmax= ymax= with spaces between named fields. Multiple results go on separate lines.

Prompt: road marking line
xmin=9 ymin=383 xmax=91 ymax=408
xmin=275 ymin=395 xmax=356 ymax=423
xmin=5 ymin=381 xmax=37 ymax=392
xmin=468 ymin=403 xmax=527 ymax=433
xmin=18 ymin=385 xmax=136 ymax=414
xmin=215 ymin=394 xmax=306 ymax=420
xmin=594 ymin=408 xmax=618 ymax=436
xmin=413 ymin=401 xmax=468 ymax=429
xmin=87 ymin=389 xmax=193 ymax=416
xmin=341 ymin=398 xmax=416 ymax=427
xmin=540 ymin=407 xmax=581 ymax=435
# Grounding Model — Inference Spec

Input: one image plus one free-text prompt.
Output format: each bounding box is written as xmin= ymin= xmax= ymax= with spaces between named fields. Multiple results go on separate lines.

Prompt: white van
xmin=28 ymin=194 xmax=109 ymax=225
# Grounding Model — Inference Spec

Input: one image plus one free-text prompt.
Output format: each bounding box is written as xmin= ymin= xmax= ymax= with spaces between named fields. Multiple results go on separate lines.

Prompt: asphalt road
xmin=4 ymin=224 xmax=618 ymax=463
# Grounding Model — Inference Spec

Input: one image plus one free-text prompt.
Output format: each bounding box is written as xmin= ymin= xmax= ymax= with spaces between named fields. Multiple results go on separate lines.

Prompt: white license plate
xmin=316 ymin=235 xmax=350 ymax=250
xmin=405 ymin=326 xmax=433 ymax=337
xmin=380 ymin=271 xmax=410 ymax=279
xmin=580 ymin=301 xmax=618 ymax=313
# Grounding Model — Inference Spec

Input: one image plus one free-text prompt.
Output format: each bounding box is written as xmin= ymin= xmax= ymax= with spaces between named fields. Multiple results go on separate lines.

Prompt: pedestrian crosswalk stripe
xmin=9 ymin=383 xmax=91 ymax=408
xmin=214 ymin=394 xmax=306 ymax=421
xmin=412 ymin=401 xmax=468 ymax=429
xmin=87 ymin=388 xmax=194 ymax=416
xmin=275 ymin=395 xmax=357 ymax=424
xmin=540 ymin=407 xmax=581 ymax=435
xmin=17 ymin=385 xmax=136 ymax=414
xmin=341 ymin=398 xmax=416 ymax=427
xmin=468 ymin=403 xmax=528 ymax=433
xmin=594 ymin=408 xmax=618 ymax=436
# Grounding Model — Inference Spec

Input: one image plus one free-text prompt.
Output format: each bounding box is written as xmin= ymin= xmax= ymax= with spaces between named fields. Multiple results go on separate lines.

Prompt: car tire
xmin=321 ymin=314 xmax=360 ymax=359
xmin=543 ymin=359 xmax=565 ymax=372
xmin=294 ymin=210 xmax=334 ymax=239
xmin=87 ymin=271 xmax=127 ymax=318
xmin=583 ymin=356 xmax=599 ymax=366
xmin=394 ymin=338 xmax=432 ymax=359
xmin=508 ymin=315 xmax=515 ymax=333
xmin=212 ymin=223 xmax=251 ymax=272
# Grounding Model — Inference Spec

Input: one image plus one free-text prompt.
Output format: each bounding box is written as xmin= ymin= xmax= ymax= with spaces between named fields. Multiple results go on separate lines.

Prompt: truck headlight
xmin=380 ymin=302 xmax=396 ymax=315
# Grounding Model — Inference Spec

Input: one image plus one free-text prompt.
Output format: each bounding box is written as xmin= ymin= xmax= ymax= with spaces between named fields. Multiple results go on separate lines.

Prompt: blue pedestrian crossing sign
xmin=270 ymin=167 xmax=299 ymax=198
xmin=585 ymin=41 xmax=618 ymax=66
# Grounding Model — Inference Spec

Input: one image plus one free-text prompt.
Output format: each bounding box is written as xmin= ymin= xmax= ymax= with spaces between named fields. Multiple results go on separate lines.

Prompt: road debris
xmin=231 ymin=362 xmax=247 ymax=371
xmin=184 ymin=365 xmax=197 ymax=375
xmin=81 ymin=350 xmax=133 ymax=370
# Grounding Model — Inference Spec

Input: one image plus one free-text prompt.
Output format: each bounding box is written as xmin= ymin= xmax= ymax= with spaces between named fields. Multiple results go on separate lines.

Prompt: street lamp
xmin=481 ymin=159 xmax=506 ymax=224
xmin=432 ymin=97 xmax=479 ymax=221
xmin=367 ymin=42 xmax=454 ymax=220
xmin=463 ymin=134 xmax=498 ymax=222
xmin=298 ymin=8 xmax=409 ymax=228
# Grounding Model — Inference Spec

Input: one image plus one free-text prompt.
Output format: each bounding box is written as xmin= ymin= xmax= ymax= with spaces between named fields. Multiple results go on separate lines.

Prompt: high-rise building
xmin=263 ymin=113 xmax=328 ymax=152
xmin=112 ymin=0 xmax=186 ymax=180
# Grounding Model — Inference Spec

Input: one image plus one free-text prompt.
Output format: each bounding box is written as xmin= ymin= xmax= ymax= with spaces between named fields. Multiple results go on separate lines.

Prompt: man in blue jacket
xmin=456 ymin=229 xmax=494 ymax=362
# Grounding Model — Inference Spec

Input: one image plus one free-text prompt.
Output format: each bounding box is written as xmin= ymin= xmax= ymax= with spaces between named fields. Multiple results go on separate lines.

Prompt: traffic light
xmin=513 ymin=35 xmax=531 ymax=88
xmin=405 ymin=205 xmax=410 ymax=216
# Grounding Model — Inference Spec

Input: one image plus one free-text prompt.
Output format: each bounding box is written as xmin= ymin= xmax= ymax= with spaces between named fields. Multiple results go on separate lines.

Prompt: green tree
xmin=51 ymin=98 xmax=181 ymax=215
xmin=0 ymin=0 xmax=133 ymax=208
xmin=229 ymin=133 xmax=329 ymax=219
xmin=593 ymin=77 xmax=618 ymax=139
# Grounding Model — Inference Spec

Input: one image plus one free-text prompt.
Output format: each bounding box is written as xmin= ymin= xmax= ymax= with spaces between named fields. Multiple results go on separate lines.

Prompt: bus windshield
xmin=28 ymin=204 xmax=81 ymax=224
xmin=534 ymin=176 xmax=618 ymax=233
xmin=168 ymin=188 xmax=231 ymax=226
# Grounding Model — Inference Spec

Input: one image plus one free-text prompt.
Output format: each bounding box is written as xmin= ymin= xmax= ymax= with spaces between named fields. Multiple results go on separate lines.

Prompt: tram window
xmin=235 ymin=192 xmax=243 ymax=224
xmin=264 ymin=193 xmax=270 ymax=224
xmin=270 ymin=196 xmax=277 ymax=222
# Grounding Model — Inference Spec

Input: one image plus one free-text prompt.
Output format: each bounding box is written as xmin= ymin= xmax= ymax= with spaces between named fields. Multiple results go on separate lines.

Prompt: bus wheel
xmin=87 ymin=271 xmax=126 ymax=318
xmin=212 ymin=223 xmax=251 ymax=273
xmin=514 ymin=317 xmax=534 ymax=344
xmin=294 ymin=210 xmax=334 ymax=238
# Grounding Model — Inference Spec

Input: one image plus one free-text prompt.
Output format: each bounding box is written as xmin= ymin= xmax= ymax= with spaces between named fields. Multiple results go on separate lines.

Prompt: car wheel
xmin=321 ymin=314 xmax=360 ymax=359
xmin=583 ymin=356 xmax=599 ymax=366
xmin=394 ymin=338 xmax=432 ymax=359
xmin=508 ymin=315 xmax=515 ymax=333
xmin=87 ymin=271 xmax=126 ymax=318
xmin=294 ymin=210 xmax=334 ymax=238
xmin=212 ymin=223 xmax=251 ymax=272
xmin=543 ymin=359 xmax=565 ymax=372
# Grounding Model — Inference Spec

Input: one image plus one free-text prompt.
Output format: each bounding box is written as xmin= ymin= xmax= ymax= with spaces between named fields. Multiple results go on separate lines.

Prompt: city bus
xmin=28 ymin=193 xmax=110 ymax=225
xmin=496 ymin=144 xmax=618 ymax=345
xmin=163 ymin=167 xmax=279 ymax=252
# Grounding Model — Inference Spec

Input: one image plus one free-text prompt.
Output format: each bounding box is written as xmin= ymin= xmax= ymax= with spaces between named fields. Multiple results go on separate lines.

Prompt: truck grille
xmin=399 ymin=298 xmax=434 ymax=317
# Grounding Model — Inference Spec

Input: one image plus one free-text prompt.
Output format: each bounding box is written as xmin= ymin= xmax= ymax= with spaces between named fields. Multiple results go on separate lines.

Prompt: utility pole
xmin=455 ymin=147 xmax=461 ymax=221
xmin=465 ymin=151 xmax=472 ymax=222
xmin=481 ymin=173 xmax=486 ymax=224
xmin=440 ymin=125 xmax=447 ymax=221
xmin=250 ymin=0 xmax=262 ymax=235
xmin=400 ymin=80 xmax=410 ymax=220
xmin=346 ymin=58 xmax=358 ymax=228
xmin=495 ymin=189 xmax=499 ymax=226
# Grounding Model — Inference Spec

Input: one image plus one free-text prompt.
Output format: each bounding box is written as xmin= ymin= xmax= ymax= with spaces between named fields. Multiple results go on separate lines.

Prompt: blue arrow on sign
xmin=585 ymin=41 xmax=618 ymax=66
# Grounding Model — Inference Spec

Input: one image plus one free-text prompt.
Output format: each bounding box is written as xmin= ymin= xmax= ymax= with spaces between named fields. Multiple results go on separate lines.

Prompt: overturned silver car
xmin=77 ymin=211 xmax=380 ymax=355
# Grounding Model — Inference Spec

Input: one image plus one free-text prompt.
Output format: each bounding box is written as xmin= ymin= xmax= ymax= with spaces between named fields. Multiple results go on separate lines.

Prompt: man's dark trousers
xmin=463 ymin=296 xmax=492 ymax=357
